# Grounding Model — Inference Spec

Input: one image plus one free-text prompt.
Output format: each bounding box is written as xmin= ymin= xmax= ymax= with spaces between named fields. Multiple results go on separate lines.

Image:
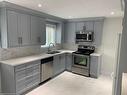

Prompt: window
xmin=42 ymin=24 xmax=56 ymax=47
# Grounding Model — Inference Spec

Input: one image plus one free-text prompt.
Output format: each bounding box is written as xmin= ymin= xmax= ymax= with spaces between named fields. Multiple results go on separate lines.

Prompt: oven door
xmin=73 ymin=53 xmax=90 ymax=69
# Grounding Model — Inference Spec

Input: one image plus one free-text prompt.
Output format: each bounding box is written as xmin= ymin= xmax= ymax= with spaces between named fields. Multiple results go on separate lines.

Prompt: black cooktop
xmin=73 ymin=45 xmax=95 ymax=55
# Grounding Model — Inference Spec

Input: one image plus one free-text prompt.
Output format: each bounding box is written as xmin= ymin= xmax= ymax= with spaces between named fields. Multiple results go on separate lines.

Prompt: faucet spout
xmin=48 ymin=43 xmax=55 ymax=52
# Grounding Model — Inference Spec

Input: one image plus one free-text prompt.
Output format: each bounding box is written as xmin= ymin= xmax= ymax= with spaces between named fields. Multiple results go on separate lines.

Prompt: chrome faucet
xmin=48 ymin=43 xmax=55 ymax=52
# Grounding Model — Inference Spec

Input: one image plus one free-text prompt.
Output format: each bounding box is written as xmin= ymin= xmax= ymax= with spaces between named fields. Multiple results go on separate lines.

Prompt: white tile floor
xmin=26 ymin=71 xmax=112 ymax=95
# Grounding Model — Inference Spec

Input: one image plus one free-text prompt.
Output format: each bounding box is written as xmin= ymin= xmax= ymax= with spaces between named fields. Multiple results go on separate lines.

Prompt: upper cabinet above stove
xmin=64 ymin=18 xmax=104 ymax=46
xmin=76 ymin=21 xmax=94 ymax=32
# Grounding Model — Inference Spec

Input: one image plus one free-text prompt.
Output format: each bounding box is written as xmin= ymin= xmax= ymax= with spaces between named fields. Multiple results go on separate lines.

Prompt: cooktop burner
xmin=73 ymin=45 xmax=95 ymax=55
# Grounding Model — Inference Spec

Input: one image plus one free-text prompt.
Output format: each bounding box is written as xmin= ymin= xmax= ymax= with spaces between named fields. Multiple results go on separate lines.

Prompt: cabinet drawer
xmin=16 ymin=79 xmax=26 ymax=93
xmin=33 ymin=73 xmax=40 ymax=84
xmin=26 ymin=67 xmax=33 ymax=76
xmin=26 ymin=60 xmax=40 ymax=68
xmin=33 ymin=65 xmax=40 ymax=74
xmin=15 ymin=64 xmax=26 ymax=72
xmin=26 ymin=76 xmax=33 ymax=87
xmin=15 ymin=69 xmax=26 ymax=81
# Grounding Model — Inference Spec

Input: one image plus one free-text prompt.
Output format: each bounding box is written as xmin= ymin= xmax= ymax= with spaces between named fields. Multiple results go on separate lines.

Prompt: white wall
xmin=100 ymin=17 xmax=123 ymax=76
xmin=115 ymin=3 xmax=127 ymax=95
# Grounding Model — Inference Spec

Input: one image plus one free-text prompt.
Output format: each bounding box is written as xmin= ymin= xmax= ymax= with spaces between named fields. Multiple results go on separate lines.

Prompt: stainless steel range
xmin=72 ymin=45 xmax=95 ymax=76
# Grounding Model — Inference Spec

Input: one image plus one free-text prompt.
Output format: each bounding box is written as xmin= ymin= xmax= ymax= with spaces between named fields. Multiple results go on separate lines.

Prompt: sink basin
xmin=47 ymin=51 xmax=60 ymax=54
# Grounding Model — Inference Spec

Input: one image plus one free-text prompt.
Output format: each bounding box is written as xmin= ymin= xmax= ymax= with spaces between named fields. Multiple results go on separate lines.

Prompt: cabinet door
xmin=60 ymin=54 xmax=66 ymax=72
xmin=18 ymin=13 xmax=31 ymax=46
xmin=93 ymin=21 xmax=104 ymax=46
xmin=64 ymin=22 xmax=76 ymax=43
xmin=66 ymin=53 xmax=72 ymax=71
xmin=76 ymin=22 xmax=84 ymax=32
xmin=38 ymin=17 xmax=46 ymax=45
xmin=76 ymin=21 xmax=94 ymax=31
xmin=16 ymin=78 xmax=26 ymax=94
xmin=56 ymin=23 xmax=63 ymax=44
xmin=53 ymin=55 xmax=60 ymax=76
xmin=90 ymin=54 xmax=101 ymax=78
xmin=7 ymin=10 xmax=19 ymax=47
xmin=31 ymin=16 xmax=40 ymax=45
xmin=84 ymin=21 xmax=94 ymax=31
xmin=31 ymin=16 xmax=46 ymax=45
xmin=15 ymin=61 xmax=41 ymax=94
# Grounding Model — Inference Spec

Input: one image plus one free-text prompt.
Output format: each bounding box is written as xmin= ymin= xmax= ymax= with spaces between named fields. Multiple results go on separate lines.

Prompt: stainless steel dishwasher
xmin=41 ymin=57 xmax=53 ymax=82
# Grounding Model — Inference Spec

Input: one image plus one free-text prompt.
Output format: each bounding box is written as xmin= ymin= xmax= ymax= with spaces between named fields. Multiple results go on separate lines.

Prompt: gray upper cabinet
xmin=76 ymin=21 xmax=94 ymax=32
xmin=84 ymin=21 xmax=94 ymax=31
xmin=64 ymin=18 xmax=104 ymax=46
xmin=76 ymin=22 xmax=84 ymax=32
xmin=8 ymin=11 xmax=31 ymax=47
xmin=7 ymin=10 xmax=19 ymax=47
xmin=93 ymin=21 xmax=104 ymax=46
xmin=64 ymin=22 xmax=76 ymax=43
xmin=56 ymin=23 xmax=64 ymax=44
xmin=1 ymin=10 xmax=31 ymax=48
xmin=0 ymin=9 xmax=46 ymax=48
xmin=18 ymin=13 xmax=31 ymax=46
xmin=31 ymin=16 xmax=46 ymax=45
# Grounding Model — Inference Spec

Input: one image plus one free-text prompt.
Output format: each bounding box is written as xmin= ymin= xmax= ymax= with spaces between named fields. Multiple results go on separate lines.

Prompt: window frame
xmin=41 ymin=23 xmax=57 ymax=48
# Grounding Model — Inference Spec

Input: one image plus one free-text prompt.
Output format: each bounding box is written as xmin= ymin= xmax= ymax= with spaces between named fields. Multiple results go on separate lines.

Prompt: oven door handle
xmin=73 ymin=53 xmax=89 ymax=57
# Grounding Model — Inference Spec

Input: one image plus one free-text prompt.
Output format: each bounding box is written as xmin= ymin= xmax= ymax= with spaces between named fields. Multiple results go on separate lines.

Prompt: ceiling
xmin=1 ymin=0 xmax=124 ymax=19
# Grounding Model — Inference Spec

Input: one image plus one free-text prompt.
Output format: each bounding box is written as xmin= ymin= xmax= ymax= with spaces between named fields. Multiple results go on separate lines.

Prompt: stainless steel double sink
xmin=47 ymin=50 xmax=61 ymax=54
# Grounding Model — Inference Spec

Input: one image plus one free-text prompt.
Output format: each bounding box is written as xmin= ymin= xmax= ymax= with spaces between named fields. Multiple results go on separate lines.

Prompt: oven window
xmin=74 ymin=56 xmax=88 ymax=66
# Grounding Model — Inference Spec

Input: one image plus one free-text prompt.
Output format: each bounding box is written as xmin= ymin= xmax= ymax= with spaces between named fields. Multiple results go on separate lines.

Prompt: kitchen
xmin=0 ymin=0 xmax=125 ymax=95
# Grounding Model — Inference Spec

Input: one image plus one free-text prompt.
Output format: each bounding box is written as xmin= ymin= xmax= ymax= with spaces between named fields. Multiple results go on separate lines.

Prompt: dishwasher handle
xmin=41 ymin=57 xmax=53 ymax=64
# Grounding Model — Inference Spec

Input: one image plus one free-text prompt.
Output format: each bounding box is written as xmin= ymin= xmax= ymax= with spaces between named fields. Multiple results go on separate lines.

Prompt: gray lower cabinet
xmin=53 ymin=55 xmax=60 ymax=76
xmin=59 ymin=54 xmax=66 ymax=72
xmin=90 ymin=54 xmax=101 ymax=78
xmin=65 ymin=53 xmax=72 ymax=71
xmin=53 ymin=54 xmax=66 ymax=76
xmin=1 ymin=60 xmax=41 ymax=95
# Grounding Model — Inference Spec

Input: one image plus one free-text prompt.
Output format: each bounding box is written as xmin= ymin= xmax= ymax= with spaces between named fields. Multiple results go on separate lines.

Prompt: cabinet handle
xmin=18 ymin=37 xmax=20 ymax=44
xmin=37 ymin=37 xmax=41 ymax=43
xmin=20 ymin=37 xmax=22 ymax=44
xmin=18 ymin=37 xmax=22 ymax=44
xmin=18 ymin=37 xmax=21 ymax=44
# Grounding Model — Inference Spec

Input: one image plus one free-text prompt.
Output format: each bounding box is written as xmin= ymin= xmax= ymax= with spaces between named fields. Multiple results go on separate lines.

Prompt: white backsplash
xmin=62 ymin=43 xmax=78 ymax=51
xmin=0 ymin=44 xmax=62 ymax=61
xmin=62 ymin=43 xmax=102 ymax=53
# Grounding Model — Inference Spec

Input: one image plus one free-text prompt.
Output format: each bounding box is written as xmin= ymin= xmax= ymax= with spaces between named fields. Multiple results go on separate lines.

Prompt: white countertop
xmin=90 ymin=53 xmax=101 ymax=56
xmin=0 ymin=50 xmax=74 ymax=66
